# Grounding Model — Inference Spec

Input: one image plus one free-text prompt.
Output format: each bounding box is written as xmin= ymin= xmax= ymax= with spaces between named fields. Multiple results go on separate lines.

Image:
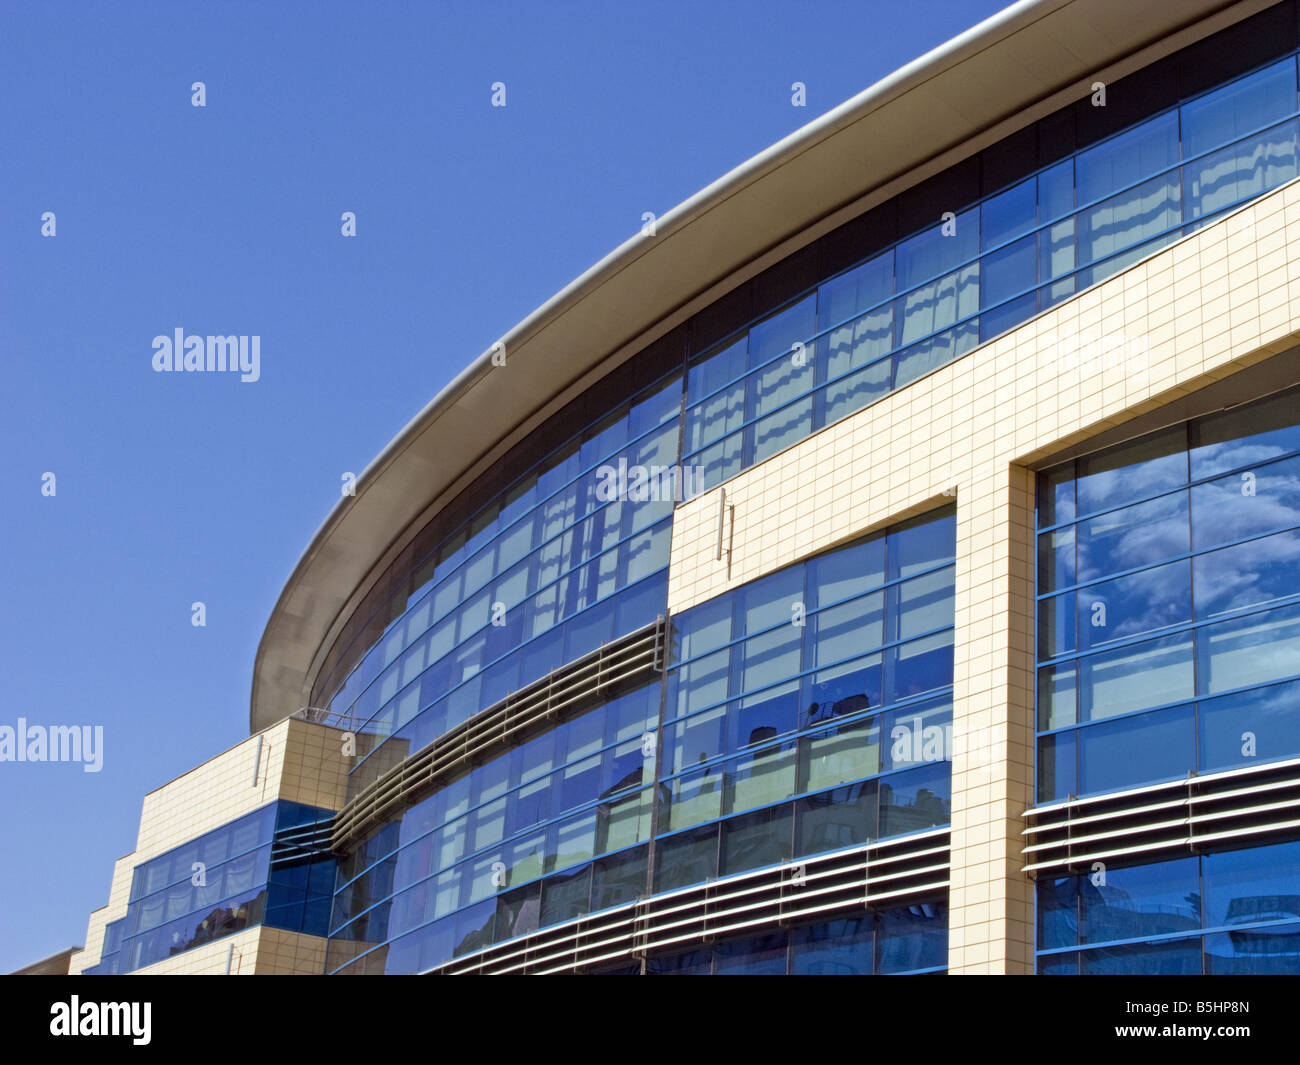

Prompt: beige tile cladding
xmin=130 ymin=927 xmax=328 ymax=975
xmin=69 ymin=853 xmax=137 ymax=974
xmin=71 ymin=717 xmax=348 ymax=975
xmin=667 ymin=177 xmax=1300 ymax=973
xmin=132 ymin=926 xmax=263 ymax=975
xmin=254 ymin=926 xmax=330 ymax=975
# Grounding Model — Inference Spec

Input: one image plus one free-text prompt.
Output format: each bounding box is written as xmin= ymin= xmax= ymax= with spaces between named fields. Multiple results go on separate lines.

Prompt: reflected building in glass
xmin=72 ymin=0 xmax=1300 ymax=975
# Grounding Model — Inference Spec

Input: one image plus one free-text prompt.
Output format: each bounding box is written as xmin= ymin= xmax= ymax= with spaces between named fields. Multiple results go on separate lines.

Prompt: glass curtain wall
xmin=87 ymin=801 xmax=336 ymax=974
xmin=327 ymin=506 xmax=956 ymax=974
xmin=1035 ymin=385 xmax=1300 ymax=801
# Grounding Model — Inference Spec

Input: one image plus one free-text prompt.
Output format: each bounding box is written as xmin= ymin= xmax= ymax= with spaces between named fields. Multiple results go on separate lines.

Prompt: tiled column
xmin=946 ymin=461 xmax=1036 ymax=974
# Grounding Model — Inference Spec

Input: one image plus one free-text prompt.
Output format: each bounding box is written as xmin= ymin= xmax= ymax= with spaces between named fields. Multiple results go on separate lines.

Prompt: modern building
xmin=11 ymin=947 xmax=81 ymax=976
xmin=72 ymin=0 xmax=1300 ymax=975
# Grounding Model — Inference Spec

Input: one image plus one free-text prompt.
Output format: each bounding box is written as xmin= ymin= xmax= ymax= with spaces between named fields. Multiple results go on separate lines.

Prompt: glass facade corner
xmin=87 ymin=800 xmax=336 ymax=975
xmin=1033 ymin=384 xmax=1300 ymax=974
xmin=328 ymin=506 xmax=956 ymax=974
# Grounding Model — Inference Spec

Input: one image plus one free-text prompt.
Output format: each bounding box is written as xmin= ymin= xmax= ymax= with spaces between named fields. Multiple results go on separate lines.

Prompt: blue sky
xmin=0 ymin=0 xmax=1007 ymax=970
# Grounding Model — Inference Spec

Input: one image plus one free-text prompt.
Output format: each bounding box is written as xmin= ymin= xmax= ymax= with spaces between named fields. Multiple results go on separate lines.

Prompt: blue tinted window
xmin=1077 ymin=171 xmax=1181 ymax=267
xmin=1077 ymin=703 xmax=1195 ymax=795
xmin=809 ymin=535 xmax=886 ymax=608
xmin=890 ymin=509 xmax=957 ymax=578
xmin=794 ymin=782 xmax=878 ymax=858
xmin=1038 ymin=159 xmax=1074 ymax=221
xmin=1203 ymin=841 xmax=1300 ymax=928
xmin=1193 ymin=528 xmax=1300 ymax=618
xmin=790 ymin=915 xmax=874 ymax=975
xmin=747 ymin=296 xmax=816 ymax=374
xmin=879 ymin=762 xmax=950 ymax=838
xmin=1199 ymin=678 xmax=1300 ymax=772
xmin=1075 ymin=426 xmax=1187 ymax=518
xmin=714 ymin=931 xmax=788 ymax=974
xmin=647 ymin=948 xmax=712 ymax=975
xmin=654 ymin=825 xmax=718 ymax=893
xmin=1079 ymin=856 xmax=1199 ymax=944
xmin=1206 ymin=923 xmax=1300 ymax=974
xmin=1039 ymin=463 xmax=1076 ymax=527
xmin=1182 ymin=58 xmax=1298 ymax=159
xmin=1191 ymin=388 xmax=1300 ymax=480
xmin=895 ymin=208 xmax=978 ymax=291
xmin=1075 ymin=559 xmax=1190 ymax=650
xmin=1196 ymin=601 xmax=1300 ymax=695
xmin=1191 ymin=453 xmax=1300 ymax=550
xmin=1037 ymin=876 xmax=1078 ymax=950
xmin=1076 ymin=111 xmax=1180 ymax=205
xmin=981 ymin=235 xmax=1036 ymax=309
xmin=1039 ymin=589 xmax=1075 ymax=659
xmin=1080 ymin=938 xmax=1202 ymax=975
xmin=876 ymin=900 xmax=947 ymax=972
xmin=1075 ymin=490 xmax=1189 ymax=584
xmin=1185 ymin=118 xmax=1299 ymax=220
xmin=1038 ymin=525 xmax=1075 ymax=595
xmin=1037 ymin=730 xmax=1076 ymax=803
xmin=981 ymin=179 xmax=1036 ymax=249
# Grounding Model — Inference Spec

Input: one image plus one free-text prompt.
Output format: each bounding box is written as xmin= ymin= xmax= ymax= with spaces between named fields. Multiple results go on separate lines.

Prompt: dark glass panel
xmin=720 ymin=803 xmax=792 ymax=877
xmin=1038 ymin=876 xmax=1078 ymax=950
xmin=591 ymin=845 xmax=647 ymax=912
xmin=654 ymin=824 xmax=719 ymax=894
xmin=803 ymin=655 xmax=882 ymax=730
xmin=538 ymin=864 xmax=591 ymax=929
xmin=876 ymin=900 xmax=948 ymax=973
xmin=1037 ymin=729 xmax=1076 ymax=803
xmin=790 ymin=915 xmax=874 ymax=975
xmin=878 ymin=762 xmax=951 ymax=838
xmin=492 ymin=882 xmax=541 ymax=945
xmin=646 ymin=947 xmax=712 ymax=975
xmin=889 ymin=507 xmax=957 ymax=578
xmin=713 ymin=931 xmax=788 ymax=975
xmin=1205 ymin=923 xmax=1300 ymax=974
xmin=888 ymin=630 xmax=954 ymax=702
xmin=1078 ymin=857 xmax=1199 ymax=944
xmin=1080 ymin=938 xmax=1202 ymax=975
xmin=794 ymin=781 xmax=878 ymax=859
xmin=1203 ymin=840 xmax=1300 ymax=929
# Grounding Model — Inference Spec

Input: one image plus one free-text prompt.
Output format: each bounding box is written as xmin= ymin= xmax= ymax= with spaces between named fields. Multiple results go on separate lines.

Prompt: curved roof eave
xmin=251 ymin=0 xmax=1250 ymax=732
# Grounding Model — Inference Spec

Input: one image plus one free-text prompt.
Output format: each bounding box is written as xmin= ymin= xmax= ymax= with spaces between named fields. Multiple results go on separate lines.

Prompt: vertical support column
xmin=947 ymin=462 xmax=1036 ymax=974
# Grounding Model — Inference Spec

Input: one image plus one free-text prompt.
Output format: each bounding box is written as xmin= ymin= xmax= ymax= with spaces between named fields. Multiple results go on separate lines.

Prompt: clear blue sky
xmin=0 ymin=0 xmax=1008 ymax=970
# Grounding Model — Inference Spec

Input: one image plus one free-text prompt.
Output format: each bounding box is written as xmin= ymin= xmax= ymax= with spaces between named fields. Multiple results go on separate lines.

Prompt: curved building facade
xmin=73 ymin=0 xmax=1300 ymax=976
